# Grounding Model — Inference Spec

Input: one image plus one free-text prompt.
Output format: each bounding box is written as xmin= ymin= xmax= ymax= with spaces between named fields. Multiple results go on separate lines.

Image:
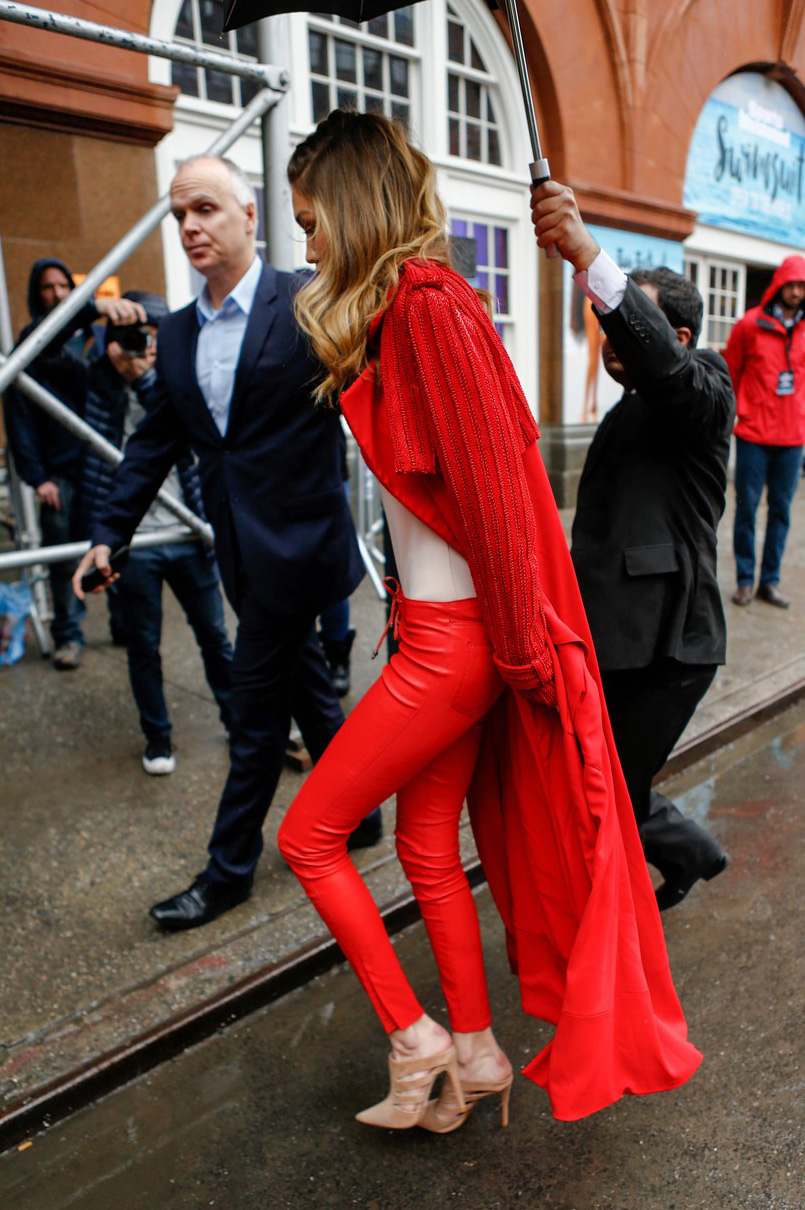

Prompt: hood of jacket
xmin=27 ymin=257 xmax=76 ymax=320
xmin=760 ymin=254 xmax=805 ymax=314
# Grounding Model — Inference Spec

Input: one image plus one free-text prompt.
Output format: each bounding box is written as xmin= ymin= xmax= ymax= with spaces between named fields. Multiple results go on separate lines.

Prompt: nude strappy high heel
xmin=355 ymin=1044 xmax=466 ymax=1129
xmin=420 ymin=1070 xmax=513 ymax=1134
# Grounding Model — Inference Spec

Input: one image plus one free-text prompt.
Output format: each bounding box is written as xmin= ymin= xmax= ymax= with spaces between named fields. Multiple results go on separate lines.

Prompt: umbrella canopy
xmin=225 ymin=2 xmax=411 ymax=24
xmin=222 ymin=0 xmax=550 ymax=179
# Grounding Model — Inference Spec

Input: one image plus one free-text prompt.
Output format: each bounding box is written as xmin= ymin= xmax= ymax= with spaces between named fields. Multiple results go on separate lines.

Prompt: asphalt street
xmin=3 ymin=703 xmax=802 ymax=1210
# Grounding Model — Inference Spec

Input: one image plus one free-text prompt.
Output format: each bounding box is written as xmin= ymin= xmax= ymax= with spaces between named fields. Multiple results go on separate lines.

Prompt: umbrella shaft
xmin=501 ymin=0 xmax=542 ymax=162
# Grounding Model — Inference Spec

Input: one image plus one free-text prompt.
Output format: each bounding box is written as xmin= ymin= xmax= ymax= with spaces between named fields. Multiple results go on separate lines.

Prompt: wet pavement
xmin=1 ymin=488 xmax=803 ymax=1120
xmin=2 ymin=702 xmax=803 ymax=1210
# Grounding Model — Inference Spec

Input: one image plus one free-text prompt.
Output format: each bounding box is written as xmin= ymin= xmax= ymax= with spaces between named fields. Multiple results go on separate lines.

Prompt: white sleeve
xmin=573 ymin=248 xmax=628 ymax=314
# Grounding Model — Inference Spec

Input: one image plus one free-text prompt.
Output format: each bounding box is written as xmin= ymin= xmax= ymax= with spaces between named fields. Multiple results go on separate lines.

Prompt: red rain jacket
xmin=341 ymin=260 xmax=702 ymax=1121
xmin=724 ymin=254 xmax=805 ymax=446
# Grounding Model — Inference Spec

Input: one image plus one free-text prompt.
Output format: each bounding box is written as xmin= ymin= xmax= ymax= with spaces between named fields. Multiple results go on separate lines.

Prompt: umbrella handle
xmin=530 ymin=158 xmax=559 ymax=260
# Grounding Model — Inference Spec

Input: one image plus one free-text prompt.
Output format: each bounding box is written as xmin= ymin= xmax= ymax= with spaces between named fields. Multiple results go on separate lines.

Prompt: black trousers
xmin=601 ymin=659 xmax=725 ymax=885
xmin=205 ymin=582 xmax=346 ymax=885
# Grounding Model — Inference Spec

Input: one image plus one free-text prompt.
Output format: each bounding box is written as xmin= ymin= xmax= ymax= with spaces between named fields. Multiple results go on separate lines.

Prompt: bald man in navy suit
xmin=76 ymin=156 xmax=380 ymax=930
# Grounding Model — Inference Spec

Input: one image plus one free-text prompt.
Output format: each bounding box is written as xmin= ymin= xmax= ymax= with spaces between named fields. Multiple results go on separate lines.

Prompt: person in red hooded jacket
xmin=724 ymin=255 xmax=805 ymax=608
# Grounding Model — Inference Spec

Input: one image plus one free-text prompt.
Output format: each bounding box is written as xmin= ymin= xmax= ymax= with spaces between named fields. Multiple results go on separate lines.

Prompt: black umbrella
xmin=223 ymin=0 xmax=552 ymax=187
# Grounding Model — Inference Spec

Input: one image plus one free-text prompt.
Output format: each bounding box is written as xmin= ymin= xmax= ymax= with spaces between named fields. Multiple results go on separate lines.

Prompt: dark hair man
xmin=531 ymin=182 xmax=734 ymax=911
xmin=74 ymin=156 xmax=380 ymax=931
xmin=81 ymin=291 xmax=233 ymax=775
xmin=725 ymin=255 xmax=805 ymax=609
xmin=3 ymin=259 xmax=144 ymax=669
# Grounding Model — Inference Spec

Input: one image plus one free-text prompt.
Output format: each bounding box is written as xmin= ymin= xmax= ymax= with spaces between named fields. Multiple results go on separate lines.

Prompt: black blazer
xmin=93 ymin=264 xmax=364 ymax=615
xmin=571 ymin=279 xmax=735 ymax=671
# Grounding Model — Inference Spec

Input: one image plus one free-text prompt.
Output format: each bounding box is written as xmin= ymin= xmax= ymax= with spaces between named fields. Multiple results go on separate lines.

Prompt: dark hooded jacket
xmin=2 ymin=258 xmax=97 ymax=487
xmin=724 ymin=254 xmax=805 ymax=447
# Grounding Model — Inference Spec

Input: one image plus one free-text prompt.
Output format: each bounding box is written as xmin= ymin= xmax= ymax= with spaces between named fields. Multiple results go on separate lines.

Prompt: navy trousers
xmin=206 ymin=582 xmax=353 ymax=886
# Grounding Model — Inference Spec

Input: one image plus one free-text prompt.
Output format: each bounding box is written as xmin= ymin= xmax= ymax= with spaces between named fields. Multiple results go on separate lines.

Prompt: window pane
xmin=199 ymin=0 xmax=222 ymax=47
xmin=309 ymin=30 xmax=328 ymax=76
xmin=448 ymin=19 xmax=464 ymax=63
xmin=474 ymin=223 xmax=489 ymax=262
xmin=466 ymin=122 xmax=481 ymax=160
xmin=313 ymin=12 xmax=333 ymax=21
xmin=206 ymin=68 xmax=234 ymax=104
xmin=335 ymin=39 xmax=357 ymax=83
xmin=389 ymin=56 xmax=409 ymax=96
xmin=448 ymin=73 xmax=459 ymax=113
xmin=311 ymin=80 xmax=330 ymax=122
xmin=470 ymin=38 xmax=484 ymax=71
xmin=494 ymin=274 xmax=509 ymax=313
xmin=487 ymin=129 xmax=501 ymax=165
xmin=367 ymin=15 xmax=389 ymax=38
xmin=363 ymin=47 xmax=383 ymax=92
xmin=451 ymin=218 xmax=468 ymax=237
xmin=449 ymin=117 xmax=461 ymax=156
xmin=336 ymin=86 xmax=358 ymax=110
xmin=172 ymin=61 xmax=199 ymax=96
xmin=494 ymin=227 xmax=508 ymax=269
xmin=486 ymin=94 xmax=497 ymax=124
xmin=365 ymin=92 xmax=385 ymax=115
xmin=466 ymin=80 xmax=481 ymax=119
xmin=240 ymin=77 xmax=260 ymax=107
xmin=236 ymin=21 xmax=258 ymax=57
xmin=394 ymin=8 xmax=414 ymax=46
xmin=477 ymin=269 xmax=489 ymax=291
xmin=175 ymin=0 xmax=195 ymax=41
xmin=391 ymin=100 xmax=410 ymax=127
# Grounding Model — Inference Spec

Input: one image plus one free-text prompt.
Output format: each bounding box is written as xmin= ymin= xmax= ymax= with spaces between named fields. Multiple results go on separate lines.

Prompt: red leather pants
xmin=278 ymin=590 xmax=504 ymax=1033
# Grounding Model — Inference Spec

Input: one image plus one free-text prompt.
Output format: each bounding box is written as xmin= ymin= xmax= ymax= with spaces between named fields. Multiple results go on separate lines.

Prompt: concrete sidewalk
xmin=1 ymin=489 xmax=803 ymax=1119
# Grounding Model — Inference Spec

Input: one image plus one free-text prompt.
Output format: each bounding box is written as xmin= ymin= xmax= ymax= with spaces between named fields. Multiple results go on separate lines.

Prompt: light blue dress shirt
xmin=195 ymin=256 xmax=263 ymax=437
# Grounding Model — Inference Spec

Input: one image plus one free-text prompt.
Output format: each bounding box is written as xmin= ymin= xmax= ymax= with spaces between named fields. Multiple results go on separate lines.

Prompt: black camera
xmin=111 ymin=323 xmax=154 ymax=357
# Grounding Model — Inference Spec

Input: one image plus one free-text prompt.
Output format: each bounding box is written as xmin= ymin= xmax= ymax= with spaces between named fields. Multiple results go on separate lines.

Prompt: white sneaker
xmin=143 ymin=740 xmax=176 ymax=775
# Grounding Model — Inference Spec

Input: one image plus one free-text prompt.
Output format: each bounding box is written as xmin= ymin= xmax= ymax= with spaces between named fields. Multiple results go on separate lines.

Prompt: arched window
xmin=445 ymin=3 xmax=502 ymax=165
xmin=171 ymin=0 xmax=260 ymax=108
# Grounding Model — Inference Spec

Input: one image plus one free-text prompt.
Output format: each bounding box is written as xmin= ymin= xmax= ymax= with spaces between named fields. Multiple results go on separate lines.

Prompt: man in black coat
xmin=75 ymin=156 xmax=378 ymax=930
xmin=532 ymin=181 xmax=733 ymax=910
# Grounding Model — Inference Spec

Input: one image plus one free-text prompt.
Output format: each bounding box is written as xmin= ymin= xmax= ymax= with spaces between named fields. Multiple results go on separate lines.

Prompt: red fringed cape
xmin=340 ymin=259 xmax=702 ymax=1121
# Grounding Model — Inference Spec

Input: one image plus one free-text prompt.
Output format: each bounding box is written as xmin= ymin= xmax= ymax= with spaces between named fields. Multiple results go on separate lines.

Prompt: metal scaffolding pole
xmin=0 ymin=2 xmax=288 ymax=88
xmin=0 ymin=85 xmax=281 ymax=398
xmin=0 ymin=527 xmax=201 ymax=572
xmin=0 ymin=360 xmax=214 ymax=545
xmin=256 ymin=17 xmax=294 ymax=271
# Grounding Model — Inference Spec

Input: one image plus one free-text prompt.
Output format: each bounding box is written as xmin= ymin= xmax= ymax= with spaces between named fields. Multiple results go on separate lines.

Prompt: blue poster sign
xmin=684 ymin=73 xmax=805 ymax=246
xmin=587 ymin=224 xmax=684 ymax=274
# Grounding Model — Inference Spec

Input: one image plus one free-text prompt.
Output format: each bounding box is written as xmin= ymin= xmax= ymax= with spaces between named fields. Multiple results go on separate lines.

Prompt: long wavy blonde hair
xmin=288 ymin=110 xmax=450 ymax=405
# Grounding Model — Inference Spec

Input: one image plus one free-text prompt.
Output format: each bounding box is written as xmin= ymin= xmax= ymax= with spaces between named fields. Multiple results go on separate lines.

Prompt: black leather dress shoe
xmin=655 ymin=852 xmax=729 ymax=912
xmin=756 ymin=584 xmax=790 ymax=609
xmin=149 ymin=873 xmax=252 ymax=931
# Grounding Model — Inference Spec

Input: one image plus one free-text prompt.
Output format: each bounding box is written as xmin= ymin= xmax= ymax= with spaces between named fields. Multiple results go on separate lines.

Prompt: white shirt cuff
xmin=573 ymin=249 xmax=628 ymax=314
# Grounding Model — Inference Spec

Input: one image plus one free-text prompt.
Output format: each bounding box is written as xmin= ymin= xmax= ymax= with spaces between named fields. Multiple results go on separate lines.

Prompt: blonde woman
xmin=278 ymin=110 xmax=701 ymax=1133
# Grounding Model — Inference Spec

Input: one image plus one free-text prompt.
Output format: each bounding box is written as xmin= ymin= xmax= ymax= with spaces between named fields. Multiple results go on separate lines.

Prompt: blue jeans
xmin=39 ymin=475 xmax=85 ymax=647
xmin=118 ymin=542 xmax=233 ymax=743
xmin=733 ymin=437 xmax=803 ymax=587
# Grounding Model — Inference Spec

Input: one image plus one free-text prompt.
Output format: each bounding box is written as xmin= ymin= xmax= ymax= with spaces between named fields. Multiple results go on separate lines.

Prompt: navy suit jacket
xmin=92 ymin=264 xmax=364 ymax=615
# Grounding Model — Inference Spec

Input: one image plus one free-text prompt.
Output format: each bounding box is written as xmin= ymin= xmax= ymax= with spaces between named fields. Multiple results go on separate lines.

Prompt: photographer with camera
xmin=81 ymin=291 xmax=233 ymax=775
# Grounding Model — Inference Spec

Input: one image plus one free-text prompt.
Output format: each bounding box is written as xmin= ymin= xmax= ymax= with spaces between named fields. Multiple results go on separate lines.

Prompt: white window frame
xmin=685 ymin=253 xmax=745 ymax=352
